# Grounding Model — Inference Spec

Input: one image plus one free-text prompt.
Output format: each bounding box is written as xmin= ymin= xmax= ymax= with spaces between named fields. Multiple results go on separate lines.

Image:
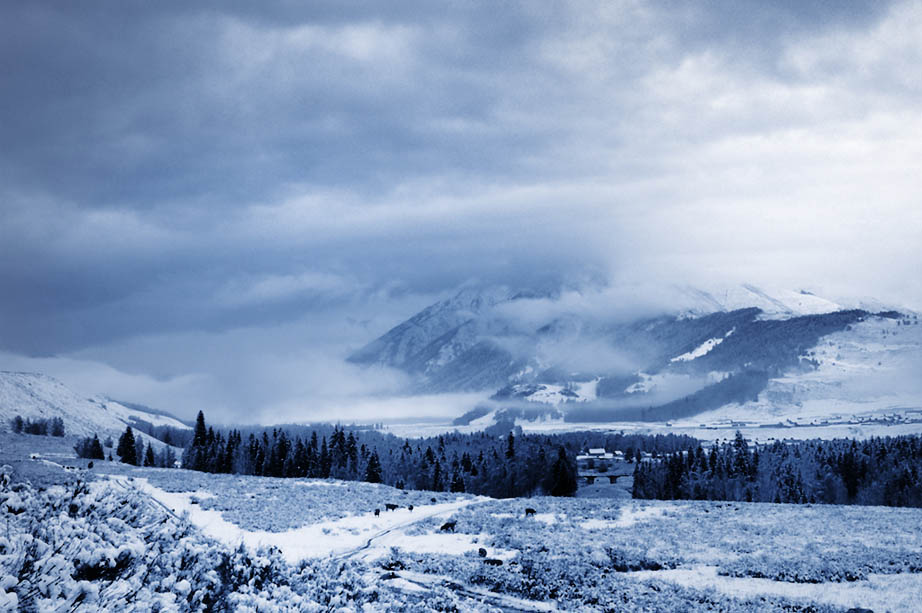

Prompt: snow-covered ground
xmin=7 ymin=457 xmax=921 ymax=612
xmin=679 ymin=284 xmax=846 ymax=319
xmin=115 ymin=475 xmax=488 ymax=563
xmin=629 ymin=565 xmax=922 ymax=613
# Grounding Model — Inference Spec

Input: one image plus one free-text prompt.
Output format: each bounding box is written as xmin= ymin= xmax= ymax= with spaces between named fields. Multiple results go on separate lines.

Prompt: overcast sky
xmin=1 ymin=1 xmax=920 ymax=423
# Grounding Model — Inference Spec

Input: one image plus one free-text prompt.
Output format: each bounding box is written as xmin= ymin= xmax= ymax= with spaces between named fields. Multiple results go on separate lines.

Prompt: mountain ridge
xmin=349 ymin=284 xmax=921 ymax=425
xmin=0 ymin=371 xmax=190 ymax=446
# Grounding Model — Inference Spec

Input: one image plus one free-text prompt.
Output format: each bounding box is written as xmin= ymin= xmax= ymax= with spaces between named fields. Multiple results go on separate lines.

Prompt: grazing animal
xmin=385 ymin=503 xmax=399 ymax=511
xmin=525 ymin=507 xmax=537 ymax=517
xmin=374 ymin=508 xmax=380 ymax=517
xmin=440 ymin=521 xmax=456 ymax=532
xmin=484 ymin=559 xmax=503 ymax=566
xmin=478 ymin=548 xmax=487 ymax=558
xmin=430 ymin=497 xmax=437 ymax=503
xmin=87 ymin=461 xmax=94 ymax=469
xmin=407 ymin=504 xmax=414 ymax=511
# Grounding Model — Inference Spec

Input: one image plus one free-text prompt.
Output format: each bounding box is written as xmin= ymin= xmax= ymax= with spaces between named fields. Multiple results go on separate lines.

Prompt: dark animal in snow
xmin=430 ymin=497 xmax=437 ymax=503
xmin=408 ymin=504 xmax=414 ymax=511
xmin=525 ymin=507 xmax=536 ymax=517
xmin=440 ymin=521 xmax=456 ymax=532
xmin=484 ymin=559 xmax=503 ymax=566
xmin=374 ymin=508 xmax=380 ymax=517
xmin=478 ymin=548 xmax=487 ymax=557
xmin=385 ymin=503 xmax=399 ymax=511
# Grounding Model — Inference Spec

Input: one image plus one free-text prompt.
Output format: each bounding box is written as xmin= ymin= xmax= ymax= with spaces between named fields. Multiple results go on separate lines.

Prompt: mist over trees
xmin=633 ymin=432 xmax=922 ymax=507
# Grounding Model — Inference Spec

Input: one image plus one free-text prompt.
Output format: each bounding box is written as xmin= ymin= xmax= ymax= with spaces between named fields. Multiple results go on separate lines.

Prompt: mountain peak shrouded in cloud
xmin=348 ymin=282 xmax=922 ymax=425
xmin=1 ymin=1 xmax=920 ymax=423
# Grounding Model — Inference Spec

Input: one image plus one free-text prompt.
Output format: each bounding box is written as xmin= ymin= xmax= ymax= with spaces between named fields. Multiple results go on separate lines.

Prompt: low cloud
xmin=1 ymin=1 xmax=919 ymax=422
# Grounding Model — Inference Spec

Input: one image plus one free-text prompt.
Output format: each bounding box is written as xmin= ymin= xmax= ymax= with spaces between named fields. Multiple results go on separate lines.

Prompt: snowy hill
xmin=0 ymin=371 xmax=189 ymax=444
xmin=350 ymin=284 xmax=922 ymax=425
xmin=676 ymin=285 xmax=844 ymax=318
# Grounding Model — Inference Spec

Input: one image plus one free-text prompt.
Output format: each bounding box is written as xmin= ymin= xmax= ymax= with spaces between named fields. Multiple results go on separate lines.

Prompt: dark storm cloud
xmin=0 ymin=0 xmax=918 ymax=420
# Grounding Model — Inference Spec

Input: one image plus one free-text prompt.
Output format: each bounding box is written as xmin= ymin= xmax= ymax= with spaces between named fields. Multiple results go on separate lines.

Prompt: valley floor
xmin=3 ymin=447 xmax=922 ymax=611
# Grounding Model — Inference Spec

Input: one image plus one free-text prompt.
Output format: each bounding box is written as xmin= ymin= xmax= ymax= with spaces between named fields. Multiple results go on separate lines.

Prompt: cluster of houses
xmin=575 ymin=447 xmax=636 ymax=486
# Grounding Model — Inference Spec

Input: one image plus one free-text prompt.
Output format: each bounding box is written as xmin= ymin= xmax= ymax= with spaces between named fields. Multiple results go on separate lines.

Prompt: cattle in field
xmin=478 ymin=548 xmax=487 ymax=557
xmin=374 ymin=508 xmax=380 ymax=517
xmin=484 ymin=559 xmax=503 ymax=566
xmin=407 ymin=504 xmax=414 ymax=511
xmin=385 ymin=503 xmax=399 ymax=511
xmin=440 ymin=521 xmax=456 ymax=532
xmin=525 ymin=507 xmax=536 ymax=517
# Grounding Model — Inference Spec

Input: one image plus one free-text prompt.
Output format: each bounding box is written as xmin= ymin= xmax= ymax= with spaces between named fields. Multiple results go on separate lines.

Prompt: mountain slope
xmin=350 ymin=284 xmax=921 ymax=424
xmin=0 ymin=371 xmax=189 ymax=445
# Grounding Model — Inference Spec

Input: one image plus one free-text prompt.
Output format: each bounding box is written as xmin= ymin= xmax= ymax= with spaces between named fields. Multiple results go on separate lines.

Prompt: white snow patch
xmin=671 ymin=328 xmax=735 ymax=363
xmin=531 ymin=513 xmax=558 ymax=525
xmin=491 ymin=511 xmax=559 ymax=525
xmin=121 ymin=476 xmax=485 ymax=563
xmin=581 ymin=505 xmax=667 ymax=530
xmin=629 ymin=565 xmax=922 ymax=613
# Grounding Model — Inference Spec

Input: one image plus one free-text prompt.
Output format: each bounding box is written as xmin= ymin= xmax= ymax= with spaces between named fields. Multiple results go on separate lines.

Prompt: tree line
xmin=10 ymin=415 xmax=65 ymax=437
xmin=75 ymin=427 xmax=178 ymax=468
xmin=180 ymin=412 xmax=582 ymax=498
xmin=633 ymin=432 xmax=922 ymax=507
xmin=174 ymin=412 xmax=694 ymax=498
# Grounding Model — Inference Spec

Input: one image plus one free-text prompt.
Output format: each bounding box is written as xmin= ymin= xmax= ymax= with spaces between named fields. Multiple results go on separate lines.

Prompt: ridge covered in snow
xmin=350 ymin=282 xmax=922 ymax=426
xmin=0 ymin=371 xmax=189 ymax=444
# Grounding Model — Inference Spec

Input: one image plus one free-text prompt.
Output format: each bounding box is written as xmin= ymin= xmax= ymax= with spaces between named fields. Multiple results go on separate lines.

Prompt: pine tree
xmin=144 ymin=443 xmax=155 ymax=467
xmin=545 ymin=446 xmax=577 ymax=496
xmin=364 ymin=451 xmax=383 ymax=483
xmin=116 ymin=426 xmax=138 ymax=465
xmin=90 ymin=434 xmax=105 ymax=459
xmin=319 ymin=437 xmax=331 ymax=478
xmin=450 ymin=470 xmax=465 ymax=493
xmin=193 ymin=411 xmax=208 ymax=447
xmin=432 ymin=460 xmax=444 ymax=491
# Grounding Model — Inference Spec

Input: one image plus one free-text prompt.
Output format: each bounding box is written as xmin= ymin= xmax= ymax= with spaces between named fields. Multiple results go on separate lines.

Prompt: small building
xmin=576 ymin=447 xmax=633 ymax=486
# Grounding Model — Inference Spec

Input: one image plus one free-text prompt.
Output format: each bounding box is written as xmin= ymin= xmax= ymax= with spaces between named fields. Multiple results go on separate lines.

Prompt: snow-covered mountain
xmin=0 ymin=371 xmax=189 ymax=445
xmin=349 ymin=284 xmax=922 ymax=425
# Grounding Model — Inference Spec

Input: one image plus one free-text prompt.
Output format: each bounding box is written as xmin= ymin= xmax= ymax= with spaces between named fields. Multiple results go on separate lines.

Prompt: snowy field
xmin=4 ymin=452 xmax=922 ymax=611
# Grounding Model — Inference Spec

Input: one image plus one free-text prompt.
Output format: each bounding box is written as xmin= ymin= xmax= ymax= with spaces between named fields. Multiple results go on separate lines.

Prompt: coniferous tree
xmin=192 ymin=411 xmax=208 ymax=447
xmin=450 ymin=470 xmax=465 ymax=493
xmin=90 ymin=434 xmax=105 ymax=459
xmin=319 ymin=437 xmax=331 ymax=478
xmin=75 ymin=434 xmax=106 ymax=459
xmin=364 ymin=450 xmax=382 ymax=483
xmin=545 ymin=446 xmax=578 ymax=496
xmin=144 ymin=443 xmax=155 ymax=467
xmin=432 ymin=460 xmax=444 ymax=491
xmin=116 ymin=426 xmax=138 ymax=465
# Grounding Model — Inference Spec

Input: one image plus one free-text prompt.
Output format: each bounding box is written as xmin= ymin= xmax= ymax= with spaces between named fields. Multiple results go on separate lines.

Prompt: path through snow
xmin=113 ymin=475 xmax=488 ymax=563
